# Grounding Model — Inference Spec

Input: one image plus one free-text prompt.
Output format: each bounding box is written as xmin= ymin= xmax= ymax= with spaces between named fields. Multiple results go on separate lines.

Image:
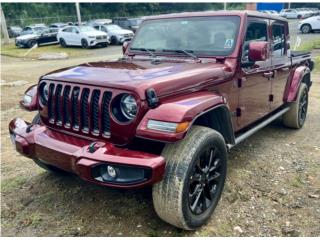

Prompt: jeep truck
xmin=9 ymin=11 xmax=314 ymax=230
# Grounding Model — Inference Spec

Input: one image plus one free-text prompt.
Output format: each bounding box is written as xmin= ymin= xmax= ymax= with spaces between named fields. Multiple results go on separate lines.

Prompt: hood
xmin=16 ymin=34 xmax=38 ymax=40
xmin=42 ymin=59 xmax=230 ymax=100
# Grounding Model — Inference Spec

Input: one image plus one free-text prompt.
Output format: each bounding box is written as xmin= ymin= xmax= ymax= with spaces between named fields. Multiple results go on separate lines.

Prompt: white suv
xmin=57 ymin=26 xmax=110 ymax=48
xmin=298 ymin=15 xmax=320 ymax=33
xmin=280 ymin=9 xmax=311 ymax=19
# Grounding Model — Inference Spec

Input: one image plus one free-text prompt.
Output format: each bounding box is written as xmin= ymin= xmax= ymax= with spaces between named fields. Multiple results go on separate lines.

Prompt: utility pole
xmin=75 ymin=2 xmax=81 ymax=26
xmin=288 ymin=2 xmax=291 ymax=9
xmin=224 ymin=2 xmax=227 ymax=10
xmin=0 ymin=3 xmax=10 ymax=45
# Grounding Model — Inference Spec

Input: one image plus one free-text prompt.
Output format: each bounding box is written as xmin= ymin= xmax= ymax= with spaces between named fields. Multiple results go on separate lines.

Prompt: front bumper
xmin=9 ymin=118 xmax=165 ymax=189
xmin=88 ymin=38 xmax=110 ymax=46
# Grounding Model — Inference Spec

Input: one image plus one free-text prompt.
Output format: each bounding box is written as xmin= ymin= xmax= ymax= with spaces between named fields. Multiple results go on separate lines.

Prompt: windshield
xmin=105 ymin=24 xmax=122 ymax=31
xmin=130 ymin=16 xmax=240 ymax=56
xmin=79 ymin=26 xmax=96 ymax=32
xmin=129 ymin=19 xmax=142 ymax=25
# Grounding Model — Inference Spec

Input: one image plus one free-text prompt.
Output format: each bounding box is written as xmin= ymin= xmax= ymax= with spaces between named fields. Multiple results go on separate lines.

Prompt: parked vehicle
xmin=57 ymin=25 xmax=109 ymax=48
xmin=20 ymin=24 xmax=47 ymax=36
xmin=112 ymin=17 xmax=142 ymax=32
xmin=298 ymin=15 xmax=320 ymax=33
xmin=15 ymin=28 xmax=58 ymax=48
xmin=49 ymin=23 xmax=68 ymax=29
xmin=7 ymin=26 xmax=22 ymax=38
xmin=88 ymin=19 xmax=112 ymax=25
xmin=280 ymin=9 xmax=312 ymax=19
xmin=10 ymin=11 xmax=314 ymax=230
xmin=92 ymin=24 xmax=133 ymax=44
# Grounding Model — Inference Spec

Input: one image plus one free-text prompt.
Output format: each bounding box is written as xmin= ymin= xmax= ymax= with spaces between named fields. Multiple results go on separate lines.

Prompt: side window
xmin=93 ymin=25 xmax=100 ymax=30
xmin=242 ymin=21 xmax=268 ymax=62
xmin=71 ymin=27 xmax=78 ymax=33
xmin=63 ymin=27 xmax=72 ymax=32
xmin=272 ymin=24 xmax=286 ymax=56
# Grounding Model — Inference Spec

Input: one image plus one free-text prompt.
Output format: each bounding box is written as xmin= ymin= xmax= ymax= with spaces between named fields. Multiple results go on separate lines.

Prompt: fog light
xmin=107 ymin=165 xmax=117 ymax=178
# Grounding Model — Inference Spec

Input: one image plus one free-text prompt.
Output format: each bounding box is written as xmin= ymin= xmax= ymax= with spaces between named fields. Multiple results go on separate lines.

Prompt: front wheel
xmin=283 ymin=83 xmax=309 ymax=129
xmin=152 ymin=126 xmax=227 ymax=230
xmin=59 ymin=38 xmax=67 ymax=48
xmin=27 ymin=39 xmax=37 ymax=48
xmin=81 ymin=39 xmax=89 ymax=49
xmin=301 ymin=24 xmax=311 ymax=34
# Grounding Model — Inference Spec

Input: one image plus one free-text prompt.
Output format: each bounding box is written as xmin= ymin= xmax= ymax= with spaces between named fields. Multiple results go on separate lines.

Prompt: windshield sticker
xmin=224 ymin=39 xmax=234 ymax=48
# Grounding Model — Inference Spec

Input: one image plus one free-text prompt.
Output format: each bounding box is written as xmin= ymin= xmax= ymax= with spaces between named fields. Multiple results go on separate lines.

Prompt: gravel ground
xmin=1 ymin=23 xmax=320 ymax=236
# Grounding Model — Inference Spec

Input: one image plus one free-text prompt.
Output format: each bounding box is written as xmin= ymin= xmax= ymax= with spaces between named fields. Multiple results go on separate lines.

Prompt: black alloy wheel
xmin=298 ymin=86 xmax=308 ymax=126
xmin=188 ymin=146 xmax=223 ymax=215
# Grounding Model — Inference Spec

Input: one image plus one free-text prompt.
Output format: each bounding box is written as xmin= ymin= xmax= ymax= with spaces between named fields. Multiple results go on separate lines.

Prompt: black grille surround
xmin=40 ymin=81 xmax=113 ymax=138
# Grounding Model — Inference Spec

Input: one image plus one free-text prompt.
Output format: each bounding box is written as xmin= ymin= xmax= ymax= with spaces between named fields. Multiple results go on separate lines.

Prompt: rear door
xmin=238 ymin=18 xmax=272 ymax=129
xmin=270 ymin=20 xmax=291 ymax=110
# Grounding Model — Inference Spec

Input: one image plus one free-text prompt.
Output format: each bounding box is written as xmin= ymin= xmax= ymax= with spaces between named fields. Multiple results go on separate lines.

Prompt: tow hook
xmin=88 ymin=142 xmax=105 ymax=153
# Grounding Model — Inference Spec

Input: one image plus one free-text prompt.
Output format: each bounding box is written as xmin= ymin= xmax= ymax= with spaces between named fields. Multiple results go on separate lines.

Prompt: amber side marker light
xmin=147 ymin=120 xmax=190 ymax=133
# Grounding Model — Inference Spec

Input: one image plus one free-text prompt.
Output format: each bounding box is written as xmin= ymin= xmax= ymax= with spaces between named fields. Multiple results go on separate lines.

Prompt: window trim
xmin=271 ymin=21 xmax=287 ymax=56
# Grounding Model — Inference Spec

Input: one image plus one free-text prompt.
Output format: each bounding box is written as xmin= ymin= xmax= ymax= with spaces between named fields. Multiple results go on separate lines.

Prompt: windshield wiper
xmin=162 ymin=49 xmax=199 ymax=60
xmin=130 ymin=47 xmax=157 ymax=58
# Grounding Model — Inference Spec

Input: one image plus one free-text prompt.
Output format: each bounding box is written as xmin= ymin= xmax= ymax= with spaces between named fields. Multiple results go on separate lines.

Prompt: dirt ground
xmin=1 ymin=42 xmax=320 ymax=236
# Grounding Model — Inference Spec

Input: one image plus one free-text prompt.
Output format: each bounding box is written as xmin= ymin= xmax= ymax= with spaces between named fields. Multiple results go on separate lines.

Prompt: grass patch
xmin=313 ymin=56 xmax=320 ymax=72
xmin=1 ymin=43 xmax=96 ymax=59
xmin=1 ymin=176 xmax=28 ymax=193
xmin=297 ymin=38 xmax=320 ymax=52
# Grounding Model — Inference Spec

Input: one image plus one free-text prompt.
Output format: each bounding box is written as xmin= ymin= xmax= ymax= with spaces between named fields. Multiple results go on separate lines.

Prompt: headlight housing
xmin=112 ymin=93 xmax=138 ymax=123
xmin=39 ymin=82 xmax=49 ymax=105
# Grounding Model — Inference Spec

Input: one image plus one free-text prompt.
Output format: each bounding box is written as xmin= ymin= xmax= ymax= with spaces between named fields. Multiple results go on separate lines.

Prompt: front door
xmin=237 ymin=18 xmax=272 ymax=129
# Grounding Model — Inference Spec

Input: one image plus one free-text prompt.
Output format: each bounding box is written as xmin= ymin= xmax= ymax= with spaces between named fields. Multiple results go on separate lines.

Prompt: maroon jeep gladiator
xmin=9 ymin=11 xmax=314 ymax=230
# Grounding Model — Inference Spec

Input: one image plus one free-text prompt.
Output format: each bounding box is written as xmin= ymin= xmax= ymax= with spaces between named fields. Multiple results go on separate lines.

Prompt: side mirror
xmin=248 ymin=41 xmax=269 ymax=62
xmin=122 ymin=41 xmax=130 ymax=54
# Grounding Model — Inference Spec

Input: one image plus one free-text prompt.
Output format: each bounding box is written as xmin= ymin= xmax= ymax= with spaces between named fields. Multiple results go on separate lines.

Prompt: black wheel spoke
xmin=190 ymin=174 xmax=201 ymax=185
xmin=190 ymin=186 xmax=203 ymax=212
xmin=209 ymin=158 xmax=221 ymax=172
xmin=208 ymin=172 xmax=221 ymax=182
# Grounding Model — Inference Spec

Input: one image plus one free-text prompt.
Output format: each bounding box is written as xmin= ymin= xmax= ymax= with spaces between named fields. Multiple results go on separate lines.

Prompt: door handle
xmin=263 ymin=71 xmax=273 ymax=78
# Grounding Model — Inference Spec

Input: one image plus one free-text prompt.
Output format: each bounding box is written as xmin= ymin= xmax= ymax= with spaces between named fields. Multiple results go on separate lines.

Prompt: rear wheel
xmin=283 ymin=83 xmax=308 ymax=129
xmin=81 ymin=39 xmax=89 ymax=49
xmin=152 ymin=126 xmax=227 ymax=230
xmin=31 ymin=114 xmax=68 ymax=174
xmin=301 ymin=24 xmax=312 ymax=34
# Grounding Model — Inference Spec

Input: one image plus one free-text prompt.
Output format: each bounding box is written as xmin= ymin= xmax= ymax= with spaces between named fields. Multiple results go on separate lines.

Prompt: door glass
xmin=272 ymin=24 xmax=285 ymax=57
xmin=242 ymin=21 xmax=268 ymax=62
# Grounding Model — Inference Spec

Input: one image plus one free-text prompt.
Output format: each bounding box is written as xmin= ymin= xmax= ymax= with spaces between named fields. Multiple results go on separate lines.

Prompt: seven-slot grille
xmin=46 ymin=82 xmax=112 ymax=137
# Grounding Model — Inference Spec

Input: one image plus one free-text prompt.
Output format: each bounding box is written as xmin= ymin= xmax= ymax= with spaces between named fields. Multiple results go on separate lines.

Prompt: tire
xmin=283 ymin=83 xmax=308 ymax=129
xmin=27 ymin=39 xmax=37 ymax=48
xmin=111 ymin=36 xmax=118 ymax=45
xmin=32 ymin=113 xmax=41 ymax=124
xmin=59 ymin=38 xmax=67 ymax=48
xmin=81 ymin=39 xmax=89 ymax=49
xmin=301 ymin=24 xmax=312 ymax=34
xmin=152 ymin=126 xmax=227 ymax=230
xmin=31 ymin=114 xmax=68 ymax=175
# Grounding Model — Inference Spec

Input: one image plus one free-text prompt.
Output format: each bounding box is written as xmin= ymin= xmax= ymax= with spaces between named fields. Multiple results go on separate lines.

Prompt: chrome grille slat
xmin=44 ymin=82 xmax=112 ymax=138
xmin=80 ymin=88 xmax=90 ymax=133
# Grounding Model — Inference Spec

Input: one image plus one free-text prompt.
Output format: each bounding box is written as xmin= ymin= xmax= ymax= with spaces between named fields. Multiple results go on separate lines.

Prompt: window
xmin=272 ymin=24 xmax=286 ymax=56
xmin=242 ymin=21 xmax=268 ymax=62
xmin=63 ymin=27 xmax=73 ymax=32
xmin=93 ymin=25 xmax=100 ymax=30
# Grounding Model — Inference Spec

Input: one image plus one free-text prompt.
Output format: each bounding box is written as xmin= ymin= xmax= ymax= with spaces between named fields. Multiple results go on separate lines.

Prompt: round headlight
xmin=120 ymin=94 xmax=137 ymax=120
xmin=39 ymin=82 xmax=49 ymax=105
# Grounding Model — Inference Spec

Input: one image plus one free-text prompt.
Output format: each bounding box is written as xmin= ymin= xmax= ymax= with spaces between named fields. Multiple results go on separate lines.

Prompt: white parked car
xmin=92 ymin=24 xmax=134 ymax=45
xmin=298 ymin=15 xmax=320 ymax=33
xmin=280 ymin=9 xmax=311 ymax=19
xmin=57 ymin=26 xmax=109 ymax=48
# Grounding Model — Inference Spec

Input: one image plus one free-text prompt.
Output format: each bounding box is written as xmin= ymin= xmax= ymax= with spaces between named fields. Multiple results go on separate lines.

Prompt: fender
xmin=136 ymin=91 xmax=227 ymax=142
xmin=20 ymin=84 xmax=38 ymax=111
xmin=284 ymin=66 xmax=310 ymax=103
